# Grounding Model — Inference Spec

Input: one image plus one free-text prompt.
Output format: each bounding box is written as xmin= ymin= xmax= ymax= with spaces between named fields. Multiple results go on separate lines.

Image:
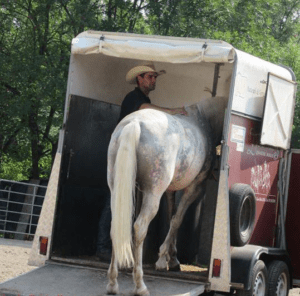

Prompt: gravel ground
xmin=0 ymin=239 xmax=37 ymax=284
xmin=291 ymin=289 xmax=300 ymax=295
xmin=0 ymin=239 xmax=300 ymax=295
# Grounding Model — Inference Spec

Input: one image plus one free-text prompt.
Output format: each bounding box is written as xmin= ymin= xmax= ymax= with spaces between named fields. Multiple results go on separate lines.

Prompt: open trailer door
xmin=260 ymin=73 xmax=297 ymax=150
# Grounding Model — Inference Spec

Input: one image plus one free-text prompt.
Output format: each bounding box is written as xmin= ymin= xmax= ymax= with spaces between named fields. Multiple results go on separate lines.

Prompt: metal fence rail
xmin=0 ymin=178 xmax=47 ymax=240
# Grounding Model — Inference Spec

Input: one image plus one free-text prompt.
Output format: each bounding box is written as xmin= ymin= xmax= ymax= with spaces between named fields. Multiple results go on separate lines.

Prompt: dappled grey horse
xmin=106 ymin=96 xmax=228 ymax=295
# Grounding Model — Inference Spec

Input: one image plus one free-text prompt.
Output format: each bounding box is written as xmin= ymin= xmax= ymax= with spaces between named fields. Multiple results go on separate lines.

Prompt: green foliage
xmin=0 ymin=155 xmax=31 ymax=181
xmin=1 ymin=0 xmax=300 ymax=181
xmin=144 ymin=0 xmax=300 ymax=148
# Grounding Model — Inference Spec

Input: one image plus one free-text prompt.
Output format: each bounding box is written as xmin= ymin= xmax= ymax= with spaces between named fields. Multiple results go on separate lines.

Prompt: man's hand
xmin=171 ymin=107 xmax=188 ymax=116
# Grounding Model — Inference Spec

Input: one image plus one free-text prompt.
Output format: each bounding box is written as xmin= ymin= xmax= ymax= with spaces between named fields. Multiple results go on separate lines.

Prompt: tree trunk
xmin=29 ymin=109 xmax=40 ymax=179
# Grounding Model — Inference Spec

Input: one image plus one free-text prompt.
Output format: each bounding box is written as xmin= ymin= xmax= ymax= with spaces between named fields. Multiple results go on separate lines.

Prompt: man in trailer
xmin=97 ymin=64 xmax=187 ymax=262
xmin=118 ymin=64 xmax=187 ymax=122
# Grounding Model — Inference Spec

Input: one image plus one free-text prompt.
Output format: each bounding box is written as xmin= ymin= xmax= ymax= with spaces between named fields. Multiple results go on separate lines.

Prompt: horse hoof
xmin=168 ymin=258 xmax=181 ymax=271
xmin=168 ymin=264 xmax=181 ymax=272
xmin=155 ymin=257 xmax=168 ymax=271
xmin=155 ymin=265 xmax=167 ymax=271
xmin=133 ymin=287 xmax=150 ymax=296
xmin=106 ymin=283 xmax=119 ymax=294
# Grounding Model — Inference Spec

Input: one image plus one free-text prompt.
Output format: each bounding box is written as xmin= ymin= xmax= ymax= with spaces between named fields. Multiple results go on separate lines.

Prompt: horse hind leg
xmin=156 ymin=183 xmax=206 ymax=271
xmin=133 ymin=192 xmax=161 ymax=296
xmin=165 ymin=193 xmax=181 ymax=271
xmin=155 ymin=191 xmax=176 ymax=271
xmin=107 ymin=248 xmax=119 ymax=294
xmin=168 ymin=237 xmax=180 ymax=271
xmin=156 ymin=234 xmax=180 ymax=271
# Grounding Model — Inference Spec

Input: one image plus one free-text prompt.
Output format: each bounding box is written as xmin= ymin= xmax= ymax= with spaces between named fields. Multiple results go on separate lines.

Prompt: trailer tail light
xmin=39 ymin=236 xmax=48 ymax=255
xmin=212 ymin=259 xmax=221 ymax=277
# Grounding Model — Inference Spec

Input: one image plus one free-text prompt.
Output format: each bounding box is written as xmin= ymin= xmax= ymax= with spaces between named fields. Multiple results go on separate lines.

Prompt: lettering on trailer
xmin=247 ymin=145 xmax=280 ymax=160
xmin=251 ymin=161 xmax=271 ymax=193
xmin=256 ymin=197 xmax=276 ymax=203
xmin=247 ymin=86 xmax=261 ymax=96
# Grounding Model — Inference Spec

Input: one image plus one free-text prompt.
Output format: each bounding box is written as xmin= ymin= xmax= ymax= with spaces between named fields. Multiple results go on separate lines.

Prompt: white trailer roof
xmin=72 ymin=30 xmax=235 ymax=64
xmin=67 ymin=31 xmax=296 ymax=151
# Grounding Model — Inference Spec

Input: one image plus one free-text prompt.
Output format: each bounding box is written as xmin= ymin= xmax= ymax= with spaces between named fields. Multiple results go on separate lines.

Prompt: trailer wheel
xmin=267 ymin=260 xmax=290 ymax=296
xmin=229 ymin=183 xmax=256 ymax=246
xmin=236 ymin=260 xmax=268 ymax=296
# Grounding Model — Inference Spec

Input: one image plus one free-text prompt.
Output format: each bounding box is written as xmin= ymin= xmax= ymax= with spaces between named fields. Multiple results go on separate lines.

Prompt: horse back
xmin=112 ymin=109 xmax=214 ymax=192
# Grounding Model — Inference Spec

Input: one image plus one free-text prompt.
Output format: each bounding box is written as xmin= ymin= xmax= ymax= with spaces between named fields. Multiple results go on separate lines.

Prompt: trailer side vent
xmin=212 ymin=259 xmax=221 ymax=277
xmin=39 ymin=236 xmax=48 ymax=256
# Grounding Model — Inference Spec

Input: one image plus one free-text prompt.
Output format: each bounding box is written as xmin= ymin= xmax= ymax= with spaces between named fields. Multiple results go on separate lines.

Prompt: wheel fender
xmin=231 ymin=245 xmax=269 ymax=290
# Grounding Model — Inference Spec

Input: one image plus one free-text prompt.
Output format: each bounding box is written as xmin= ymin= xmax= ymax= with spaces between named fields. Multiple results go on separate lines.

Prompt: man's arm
xmin=139 ymin=103 xmax=187 ymax=115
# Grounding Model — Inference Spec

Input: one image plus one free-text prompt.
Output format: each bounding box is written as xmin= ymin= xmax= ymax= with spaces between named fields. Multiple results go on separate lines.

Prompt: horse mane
xmin=196 ymin=96 xmax=228 ymax=145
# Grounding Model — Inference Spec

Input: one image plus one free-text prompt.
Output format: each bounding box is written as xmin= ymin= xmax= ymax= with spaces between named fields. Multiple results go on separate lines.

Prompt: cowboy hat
xmin=126 ymin=64 xmax=166 ymax=84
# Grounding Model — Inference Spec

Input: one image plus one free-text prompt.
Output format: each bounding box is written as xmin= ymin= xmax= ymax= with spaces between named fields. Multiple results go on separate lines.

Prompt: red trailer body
xmin=286 ymin=151 xmax=300 ymax=281
xmin=227 ymin=114 xmax=300 ymax=286
xmin=228 ymin=114 xmax=283 ymax=248
xmin=225 ymin=54 xmax=297 ymax=294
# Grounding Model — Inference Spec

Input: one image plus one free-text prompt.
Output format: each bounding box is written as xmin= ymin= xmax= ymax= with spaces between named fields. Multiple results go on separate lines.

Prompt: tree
xmin=1 ymin=0 xmax=300 ymax=181
xmin=145 ymin=0 xmax=300 ymax=148
xmin=1 ymin=1 xmax=70 ymax=179
xmin=0 ymin=0 xmax=151 ymax=180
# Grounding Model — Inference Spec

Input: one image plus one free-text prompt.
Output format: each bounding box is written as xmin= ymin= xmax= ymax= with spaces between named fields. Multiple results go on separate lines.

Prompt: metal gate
xmin=0 ymin=179 xmax=47 ymax=240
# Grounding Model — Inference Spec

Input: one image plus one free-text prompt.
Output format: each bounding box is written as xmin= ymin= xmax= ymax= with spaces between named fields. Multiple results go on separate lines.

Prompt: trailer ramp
xmin=0 ymin=262 xmax=206 ymax=296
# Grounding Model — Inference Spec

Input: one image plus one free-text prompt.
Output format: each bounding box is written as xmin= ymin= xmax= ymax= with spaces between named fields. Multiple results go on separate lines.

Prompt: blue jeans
xmin=97 ymin=188 xmax=112 ymax=253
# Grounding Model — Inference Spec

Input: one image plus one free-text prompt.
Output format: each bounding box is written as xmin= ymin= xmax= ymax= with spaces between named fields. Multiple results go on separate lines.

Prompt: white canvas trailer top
xmin=64 ymin=31 xmax=235 ymax=113
xmin=24 ymin=31 xmax=296 ymax=296
xmin=65 ymin=30 xmax=295 ymax=149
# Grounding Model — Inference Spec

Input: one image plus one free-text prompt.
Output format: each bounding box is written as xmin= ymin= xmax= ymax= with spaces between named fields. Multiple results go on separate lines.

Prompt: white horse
xmin=107 ymin=96 xmax=228 ymax=296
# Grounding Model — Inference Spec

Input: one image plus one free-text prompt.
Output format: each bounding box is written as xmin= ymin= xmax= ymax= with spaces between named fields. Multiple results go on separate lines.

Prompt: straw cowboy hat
xmin=126 ymin=64 xmax=166 ymax=84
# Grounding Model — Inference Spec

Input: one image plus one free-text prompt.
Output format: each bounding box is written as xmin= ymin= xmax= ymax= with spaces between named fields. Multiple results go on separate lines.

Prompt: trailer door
xmin=260 ymin=73 xmax=297 ymax=150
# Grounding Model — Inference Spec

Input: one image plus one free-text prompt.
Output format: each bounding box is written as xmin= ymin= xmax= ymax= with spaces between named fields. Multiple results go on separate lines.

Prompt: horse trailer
xmin=1 ymin=31 xmax=298 ymax=296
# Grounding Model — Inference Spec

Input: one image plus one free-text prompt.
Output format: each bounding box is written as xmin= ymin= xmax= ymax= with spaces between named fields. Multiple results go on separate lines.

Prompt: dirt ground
xmin=0 ymin=239 xmax=300 ymax=295
xmin=0 ymin=241 xmax=37 ymax=284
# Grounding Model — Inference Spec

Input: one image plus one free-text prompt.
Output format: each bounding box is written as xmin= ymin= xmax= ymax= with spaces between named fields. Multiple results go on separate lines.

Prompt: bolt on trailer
xmin=24 ymin=31 xmax=297 ymax=295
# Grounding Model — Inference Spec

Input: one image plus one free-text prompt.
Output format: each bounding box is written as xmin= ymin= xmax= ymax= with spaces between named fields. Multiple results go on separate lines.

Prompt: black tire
xmin=236 ymin=260 xmax=268 ymax=296
xmin=267 ymin=260 xmax=290 ymax=296
xmin=229 ymin=183 xmax=256 ymax=246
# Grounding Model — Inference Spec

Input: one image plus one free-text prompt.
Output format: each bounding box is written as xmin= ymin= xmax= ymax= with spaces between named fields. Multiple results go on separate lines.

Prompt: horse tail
xmin=110 ymin=121 xmax=141 ymax=268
